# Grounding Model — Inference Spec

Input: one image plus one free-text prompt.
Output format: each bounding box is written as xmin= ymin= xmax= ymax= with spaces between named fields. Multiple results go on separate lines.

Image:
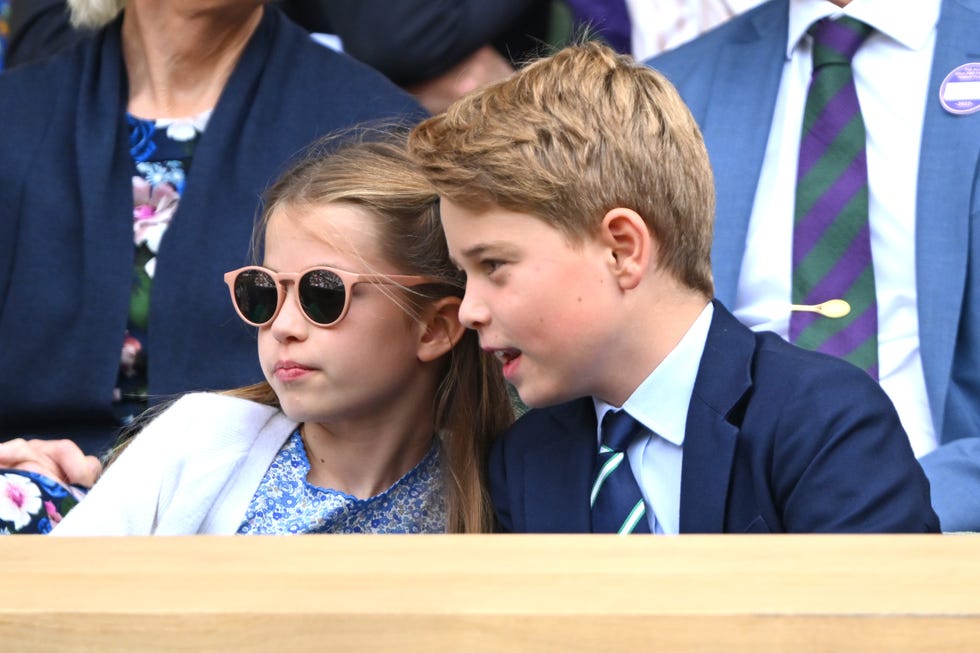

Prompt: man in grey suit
xmin=647 ymin=0 xmax=980 ymax=530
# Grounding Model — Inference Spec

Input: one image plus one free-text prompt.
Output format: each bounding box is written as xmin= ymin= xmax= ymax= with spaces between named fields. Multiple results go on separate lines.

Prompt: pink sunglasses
xmin=224 ymin=265 xmax=439 ymax=327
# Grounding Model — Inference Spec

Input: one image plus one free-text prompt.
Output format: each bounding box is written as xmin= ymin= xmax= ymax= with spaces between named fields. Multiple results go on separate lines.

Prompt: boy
xmin=408 ymin=42 xmax=939 ymax=533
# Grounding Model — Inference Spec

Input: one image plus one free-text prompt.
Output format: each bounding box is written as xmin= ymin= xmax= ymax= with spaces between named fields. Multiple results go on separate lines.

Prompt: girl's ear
xmin=599 ymin=207 xmax=653 ymax=291
xmin=417 ymin=296 xmax=466 ymax=363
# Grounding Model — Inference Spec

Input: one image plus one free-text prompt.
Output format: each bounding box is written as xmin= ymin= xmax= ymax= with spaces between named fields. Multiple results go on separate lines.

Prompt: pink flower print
xmin=120 ymin=335 xmax=142 ymax=378
xmin=44 ymin=500 xmax=63 ymax=525
xmin=0 ymin=473 xmax=42 ymax=530
xmin=132 ymin=176 xmax=179 ymax=253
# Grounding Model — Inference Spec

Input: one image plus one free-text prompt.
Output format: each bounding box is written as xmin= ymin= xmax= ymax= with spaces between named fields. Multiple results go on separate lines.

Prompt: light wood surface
xmin=2 ymin=534 xmax=978 ymax=652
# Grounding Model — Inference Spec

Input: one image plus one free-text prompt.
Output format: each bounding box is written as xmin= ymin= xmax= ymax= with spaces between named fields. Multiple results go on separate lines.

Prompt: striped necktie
xmin=591 ymin=410 xmax=651 ymax=534
xmin=790 ymin=16 xmax=878 ymax=379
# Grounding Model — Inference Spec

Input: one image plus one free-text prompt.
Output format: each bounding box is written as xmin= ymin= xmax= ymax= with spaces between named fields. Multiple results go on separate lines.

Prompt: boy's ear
xmin=416 ymin=296 xmax=466 ymax=363
xmin=599 ymin=207 xmax=653 ymax=290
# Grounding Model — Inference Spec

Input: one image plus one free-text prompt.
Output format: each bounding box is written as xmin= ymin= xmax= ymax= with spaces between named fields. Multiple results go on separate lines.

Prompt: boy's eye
xmin=482 ymin=259 xmax=504 ymax=274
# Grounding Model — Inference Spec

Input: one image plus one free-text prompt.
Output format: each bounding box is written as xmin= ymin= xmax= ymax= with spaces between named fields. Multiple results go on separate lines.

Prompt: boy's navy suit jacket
xmin=489 ymin=301 xmax=940 ymax=533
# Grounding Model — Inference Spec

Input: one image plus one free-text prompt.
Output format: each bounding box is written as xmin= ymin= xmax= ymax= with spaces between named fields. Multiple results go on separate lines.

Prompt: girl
xmin=52 ymin=134 xmax=514 ymax=535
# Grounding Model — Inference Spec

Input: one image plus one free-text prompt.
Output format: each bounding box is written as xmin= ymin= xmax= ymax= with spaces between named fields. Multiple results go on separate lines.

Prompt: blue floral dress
xmin=0 ymin=471 xmax=84 ymax=534
xmin=238 ymin=430 xmax=447 ymax=534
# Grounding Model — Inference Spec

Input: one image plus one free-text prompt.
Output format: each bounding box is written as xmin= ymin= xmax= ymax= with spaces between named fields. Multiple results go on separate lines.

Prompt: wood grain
xmin=2 ymin=535 xmax=977 ymax=651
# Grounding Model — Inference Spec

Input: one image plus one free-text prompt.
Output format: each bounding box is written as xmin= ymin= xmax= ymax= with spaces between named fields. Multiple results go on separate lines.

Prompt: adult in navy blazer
xmin=0 ymin=3 xmax=424 ymax=454
xmin=490 ymin=301 xmax=939 ymax=534
xmin=647 ymin=0 xmax=980 ymax=530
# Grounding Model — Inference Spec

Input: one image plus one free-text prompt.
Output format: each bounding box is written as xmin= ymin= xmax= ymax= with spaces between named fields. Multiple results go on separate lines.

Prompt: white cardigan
xmin=53 ymin=393 xmax=297 ymax=535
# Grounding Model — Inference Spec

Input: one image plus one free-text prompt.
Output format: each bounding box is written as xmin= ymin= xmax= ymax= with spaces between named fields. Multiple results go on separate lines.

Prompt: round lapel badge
xmin=939 ymin=62 xmax=980 ymax=115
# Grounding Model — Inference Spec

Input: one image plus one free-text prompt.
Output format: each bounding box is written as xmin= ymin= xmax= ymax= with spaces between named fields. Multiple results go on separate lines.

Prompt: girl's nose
xmin=268 ymin=288 xmax=309 ymax=342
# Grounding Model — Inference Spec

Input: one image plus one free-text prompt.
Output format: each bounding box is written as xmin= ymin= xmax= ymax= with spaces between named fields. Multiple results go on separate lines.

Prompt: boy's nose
xmin=458 ymin=288 xmax=490 ymax=330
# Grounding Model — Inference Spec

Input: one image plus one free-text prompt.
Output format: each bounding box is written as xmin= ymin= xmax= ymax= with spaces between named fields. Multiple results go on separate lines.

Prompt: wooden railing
xmin=2 ymin=535 xmax=979 ymax=652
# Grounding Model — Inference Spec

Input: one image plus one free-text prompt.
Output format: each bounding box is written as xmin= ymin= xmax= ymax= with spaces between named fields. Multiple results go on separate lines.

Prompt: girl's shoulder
xmin=145 ymin=393 xmax=293 ymax=450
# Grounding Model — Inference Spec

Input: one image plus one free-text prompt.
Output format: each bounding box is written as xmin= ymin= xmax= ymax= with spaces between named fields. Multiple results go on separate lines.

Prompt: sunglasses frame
xmin=224 ymin=265 xmax=439 ymax=328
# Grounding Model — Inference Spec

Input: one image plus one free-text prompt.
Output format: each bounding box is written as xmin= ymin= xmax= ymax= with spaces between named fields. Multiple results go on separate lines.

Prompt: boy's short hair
xmin=408 ymin=41 xmax=715 ymax=297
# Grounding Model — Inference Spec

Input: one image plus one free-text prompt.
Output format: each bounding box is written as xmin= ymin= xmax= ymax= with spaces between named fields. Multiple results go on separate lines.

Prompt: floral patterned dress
xmin=238 ymin=430 xmax=447 ymax=534
xmin=114 ymin=110 xmax=211 ymax=425
xmin=0 ymin=471 xmax=85 ymax=534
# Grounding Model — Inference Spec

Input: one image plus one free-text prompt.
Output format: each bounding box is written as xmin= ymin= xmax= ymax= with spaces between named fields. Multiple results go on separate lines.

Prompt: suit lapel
xmin=679 ymin=302 xmax=754 ymax=532
xmin=701 ymin=2 xmax=789 ymax=305
xmin=915 ymin=0 xmax=980 ymax=438
xmin=522 ymin=400 xmax=596 ymax=533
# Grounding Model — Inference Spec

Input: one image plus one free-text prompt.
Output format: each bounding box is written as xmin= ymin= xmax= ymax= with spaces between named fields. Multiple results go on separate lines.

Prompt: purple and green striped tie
xmin=591 ymin=410 xmax=650 ymax=534
xmin=790 ymin=16 xmax=878 ymax=379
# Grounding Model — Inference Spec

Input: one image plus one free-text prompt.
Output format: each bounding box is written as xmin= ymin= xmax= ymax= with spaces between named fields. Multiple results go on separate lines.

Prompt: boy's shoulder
xmin=748 ymin=328 xmax=886 ymax=401
xmin=700 ymin=302 xmax=885 ymax=399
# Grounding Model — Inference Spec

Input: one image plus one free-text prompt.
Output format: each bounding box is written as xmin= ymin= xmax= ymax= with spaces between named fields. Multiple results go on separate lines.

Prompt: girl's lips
xmin=274 ymin=361 xmax=314 ymax=381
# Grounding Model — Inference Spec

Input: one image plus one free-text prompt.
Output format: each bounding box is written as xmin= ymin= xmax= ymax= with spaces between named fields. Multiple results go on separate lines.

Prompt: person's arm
xmin=404 ymin=44 xmax=514 ymax=114
xmin=768 ymin=361 xmax=940 ymax=533
xmin=308 ymin=0 xmax=539 ymax=87
xmin=918 ymin=439 xmax=980 ymax=532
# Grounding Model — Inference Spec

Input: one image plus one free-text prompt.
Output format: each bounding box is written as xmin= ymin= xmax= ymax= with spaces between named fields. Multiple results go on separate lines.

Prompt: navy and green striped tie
xmin=790 ymin=16 xmax=878 ymax=379
xmin=591 ymin=410 xmax=650 ymax=534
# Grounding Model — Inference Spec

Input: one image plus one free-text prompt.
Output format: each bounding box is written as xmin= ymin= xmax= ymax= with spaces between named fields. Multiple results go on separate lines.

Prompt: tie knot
xmin=810 ymin=16 xmax=873 ymax=68
xmin=600 ymin=410 xmax=645 ymax=452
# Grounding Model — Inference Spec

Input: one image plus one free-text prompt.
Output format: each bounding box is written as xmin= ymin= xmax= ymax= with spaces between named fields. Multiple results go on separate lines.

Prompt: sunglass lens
xmin=299 ymin=269 xmax=346 ymax=325
xmin=234 ymin=269 xmax=279 ymax=324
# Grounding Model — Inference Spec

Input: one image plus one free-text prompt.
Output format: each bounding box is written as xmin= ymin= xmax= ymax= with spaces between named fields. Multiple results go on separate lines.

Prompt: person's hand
xmin=407 ymin=45 xmax=515 ymax=114
xmin=0 ymin=439 xmax=102 ymax=489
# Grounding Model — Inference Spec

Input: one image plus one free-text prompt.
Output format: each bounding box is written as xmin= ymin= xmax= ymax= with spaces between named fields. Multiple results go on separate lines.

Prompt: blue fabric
xmin=0 ymin=0 xmax=9 ymax=69
xmin=489 ymin=301 xmax=939 ymax=533
xmin=646 ymin=0 xmax=980 ymax=530
xmin=564 ymin=0 xmax=631 ymax=53
xmin=238 ymin=430 xmax=446 ymax=534
xmin=0 ymin=6 xmax=426 ymax=454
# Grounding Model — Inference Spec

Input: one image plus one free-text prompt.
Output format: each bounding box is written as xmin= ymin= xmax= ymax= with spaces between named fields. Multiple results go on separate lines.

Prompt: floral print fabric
xmin=114 ymin=111 xmax=210 ymax=424
xmin=238 ymin=429 xmax=447 ymax=534
xmin=0 ymin=471 xmax=84 ymax=534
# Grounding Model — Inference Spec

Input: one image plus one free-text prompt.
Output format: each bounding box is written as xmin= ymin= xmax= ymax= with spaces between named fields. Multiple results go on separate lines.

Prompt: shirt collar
xmin=787 ymin=0 xmax=941 ymax=59
xmin=593 ymin=302 xmax=713 ymax=447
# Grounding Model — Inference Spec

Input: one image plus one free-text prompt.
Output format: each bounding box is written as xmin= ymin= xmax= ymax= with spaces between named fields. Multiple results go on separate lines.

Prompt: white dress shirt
xmin=734 ymin=0 xmax=941 ymax=457
xmin=593 ymin=302 xmax=713 ymax=534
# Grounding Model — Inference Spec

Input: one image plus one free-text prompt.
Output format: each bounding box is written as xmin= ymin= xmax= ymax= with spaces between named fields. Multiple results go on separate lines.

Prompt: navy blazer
xmin=0 ymin=7 xmax=424 ymax=452
xmin=489 ymin=302 xmax=940 ymax=533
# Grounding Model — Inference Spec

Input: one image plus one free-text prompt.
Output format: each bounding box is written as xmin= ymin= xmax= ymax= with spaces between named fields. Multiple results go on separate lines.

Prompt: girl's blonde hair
xmin=232 ymin=131 xmax=514 ymax=533
xmin=67 ymin=0 xmax=126 ymax=29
